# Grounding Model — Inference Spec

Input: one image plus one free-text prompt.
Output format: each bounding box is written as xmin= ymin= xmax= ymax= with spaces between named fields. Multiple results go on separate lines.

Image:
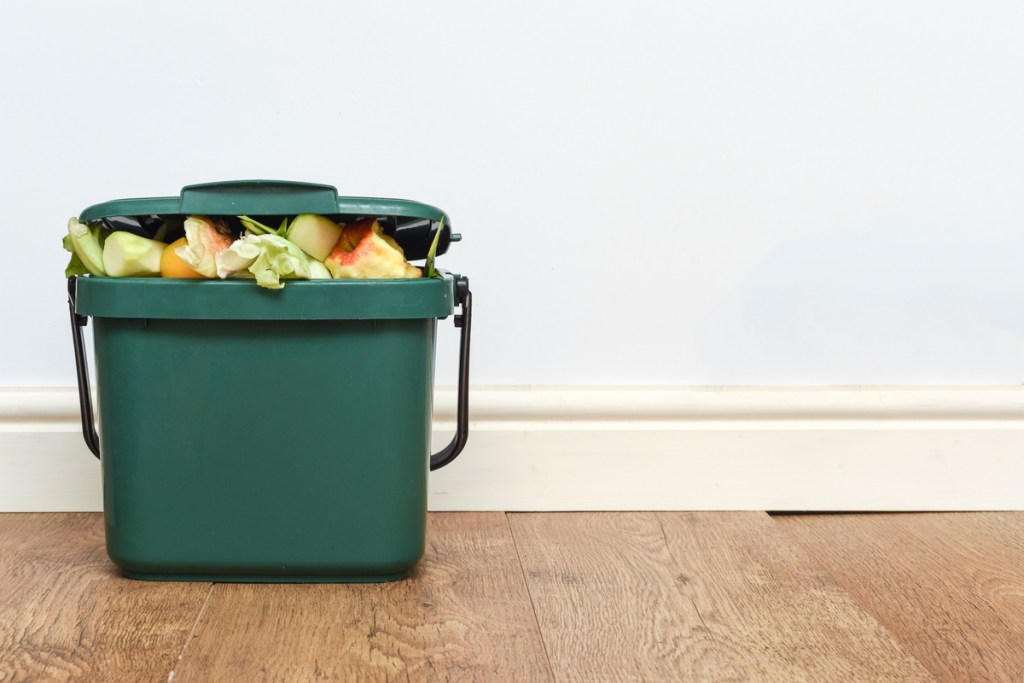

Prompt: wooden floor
xmin=2 ymin=513 xmax=1022 ymax=682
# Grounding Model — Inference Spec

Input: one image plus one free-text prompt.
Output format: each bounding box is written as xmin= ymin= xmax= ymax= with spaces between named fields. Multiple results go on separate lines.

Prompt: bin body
xmin=76 ymin=276 xmax=455 ymax=582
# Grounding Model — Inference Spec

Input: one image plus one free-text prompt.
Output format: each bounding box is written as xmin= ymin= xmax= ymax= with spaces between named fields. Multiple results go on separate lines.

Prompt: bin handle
xmin=430 ymin=276 xmax=472 ymax=471
xmin=179 ymin=180 xmax=339 ymax=215
xmin=67 ymin=276 xmax=101 ymax=460
xmin=67 ymin=274 xmax=472 ymax=467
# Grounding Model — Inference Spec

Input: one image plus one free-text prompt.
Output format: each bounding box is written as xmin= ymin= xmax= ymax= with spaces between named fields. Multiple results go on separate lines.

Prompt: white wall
xmin=3 ymin=0 xmax=1024 ymax=387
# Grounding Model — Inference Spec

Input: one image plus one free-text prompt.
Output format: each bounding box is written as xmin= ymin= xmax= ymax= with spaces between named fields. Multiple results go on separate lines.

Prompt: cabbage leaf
xmin=216 ymin=233 xmax=329 ymax=289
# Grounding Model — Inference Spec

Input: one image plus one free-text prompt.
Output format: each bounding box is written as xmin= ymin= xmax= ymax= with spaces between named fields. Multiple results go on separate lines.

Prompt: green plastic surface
xmin=75 ymin=276 xmax=455 ymax=321
xmin=71 ymin=181 xmax=463 ymax=581
xmin=93 ymin=312 xmax=440 ymax=581
xmin=78 ymin=179 xmax=451 ymax=226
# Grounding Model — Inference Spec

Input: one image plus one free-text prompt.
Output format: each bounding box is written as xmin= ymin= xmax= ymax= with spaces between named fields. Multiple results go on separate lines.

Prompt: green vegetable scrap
xmin=425 ymin=217 xmax=444 ymax=278
xmin=238 ymin=215 xmax=288 ymax=237
xmin=63 ymin=234 xmax=90 ymax=278
xmin=63 ymin=210 xmax=444 ymax=289
xmin=217 ymin=233 xmax=330 ymax=289
xmin=64 ymin=218 xmax=106 ymax=276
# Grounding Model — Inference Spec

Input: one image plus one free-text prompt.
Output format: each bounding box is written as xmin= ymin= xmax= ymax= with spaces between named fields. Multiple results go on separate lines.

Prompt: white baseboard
xmin=3 ymin=386 xmax=1024 ymax=511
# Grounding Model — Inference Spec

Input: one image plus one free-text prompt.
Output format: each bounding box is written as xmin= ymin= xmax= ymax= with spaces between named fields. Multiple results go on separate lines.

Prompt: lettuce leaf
xmin=216 ymin=233 xmax=328 ymax=289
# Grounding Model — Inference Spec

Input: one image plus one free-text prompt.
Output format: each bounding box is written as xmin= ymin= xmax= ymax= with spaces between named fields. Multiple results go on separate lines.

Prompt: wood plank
xmin=659 ymin=512 xmax=934 ymax=681
xmin=0 ymin=513 xmax=211 ymax=683
xmin=508 ymin=512 xmax=732 ymax=681
xmin=510 ymin=512 xmax=933 ymax=682
xmin=775 ymin=512 xmax=1024 ymax=683
xmin=171 ymin=512 xmax=551 ymax=682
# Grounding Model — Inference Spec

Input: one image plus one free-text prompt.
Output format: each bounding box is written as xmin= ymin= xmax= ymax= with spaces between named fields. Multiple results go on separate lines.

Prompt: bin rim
xmin=79 ymin=180 xmax=451 ymax=226
xmin=72 ymin=273 xmax=456 ymax=321
xmin=77 ymin=180 xmax=457 ymax=260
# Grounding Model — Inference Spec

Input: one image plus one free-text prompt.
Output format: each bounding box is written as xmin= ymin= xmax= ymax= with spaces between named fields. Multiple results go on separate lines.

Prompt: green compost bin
xmin=66 ymin=180 xmax=472 ymax=582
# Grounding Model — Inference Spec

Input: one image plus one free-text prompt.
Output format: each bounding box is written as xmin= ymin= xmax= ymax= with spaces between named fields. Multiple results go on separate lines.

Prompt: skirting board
xmin=2 ymin=386 xmax=1024 ymax=511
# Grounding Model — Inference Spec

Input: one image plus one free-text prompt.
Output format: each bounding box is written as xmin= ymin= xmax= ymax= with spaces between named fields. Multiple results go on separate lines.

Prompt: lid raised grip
xmin=180 ymin=180 xmax=339 ymax=215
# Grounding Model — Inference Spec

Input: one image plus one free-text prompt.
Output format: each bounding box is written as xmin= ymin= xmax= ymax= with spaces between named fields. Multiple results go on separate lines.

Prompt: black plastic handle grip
xmin=67 ymin=275 xmax=472 ymax=468
xmin=67 ymin=276 xmax=100 ymax=459
xmin=430 ymin=275 xmax=472 ymax=470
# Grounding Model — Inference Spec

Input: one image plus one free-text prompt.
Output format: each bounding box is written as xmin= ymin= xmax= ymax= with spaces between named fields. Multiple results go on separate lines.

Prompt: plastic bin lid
xmin=78 ymin=180 xmax=457 ymax=259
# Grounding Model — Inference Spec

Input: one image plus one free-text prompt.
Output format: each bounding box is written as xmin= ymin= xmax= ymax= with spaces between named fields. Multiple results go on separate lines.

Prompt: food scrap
xmin=63 ymin=213 xmax=430 ymax=289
